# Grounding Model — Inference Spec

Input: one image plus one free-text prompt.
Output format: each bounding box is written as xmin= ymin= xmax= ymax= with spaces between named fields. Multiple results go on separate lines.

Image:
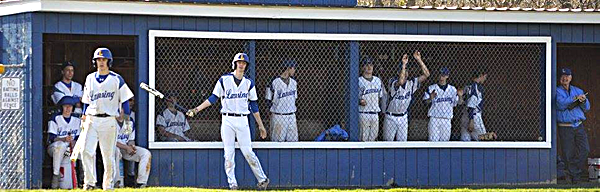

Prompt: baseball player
xmin=460 ymin=69 xmax=488 ymax=141
xmin=114 ymin=107 xmax=151 ymax=188
xmin=52 ymin=61 xmax=83 ymax=116
xmin=383 ymin=51 xmax=430 ymax=141
xmin=47 ymin=96 xmax=81 ymax=189
xmin=423 ymin=67 xmax=463 ymax=142
xmin=265 ymin=60 xmax=298 ymax=142
xmin=79 ymin=47 xmax=134 ymax=190
xmin=186 ymin=53 xmax=270 ymax=190
xmin=156 ymin=95 xmax=193 ymax=142
xmin=358 ymin=57 xmax=386 ymax=141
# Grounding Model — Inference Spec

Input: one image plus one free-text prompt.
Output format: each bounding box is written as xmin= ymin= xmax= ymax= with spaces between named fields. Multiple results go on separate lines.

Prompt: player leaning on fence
xmin=383 ymin=51 xmax=430 ymax=141
xmin=186 ymin=53 xmax=270 ymax=190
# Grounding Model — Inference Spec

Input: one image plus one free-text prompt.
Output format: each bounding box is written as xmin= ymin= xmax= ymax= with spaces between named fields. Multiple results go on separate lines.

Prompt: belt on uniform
xmin=386 ymin=112 xmax=406 ymax=117
xmin=91 ymin=114 xmax=111 ymax=117
xmin=359 ymin=112 xmax=378 ymax=114
xmin=222 ymin=113 xmax=247 ymax=117
xmin=558 ymin=121 xmax=582 ymax=127
xmin=273 ymin=112 xmax=295 ymax=115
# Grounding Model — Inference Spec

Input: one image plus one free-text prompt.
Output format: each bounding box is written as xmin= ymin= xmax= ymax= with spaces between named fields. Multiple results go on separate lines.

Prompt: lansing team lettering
xmin=434 ymin=97 xmax=453 ymax=103
xmin=362 ymin=88 xmax=380 ymax=95
xmin=225 ymin=89 xmax=248 ymax=99
xmin=90 ymin=91 xmax=115 ymax=101
xmin=394 ymin=92 xmax=411 ymax=100
xmin=167 ymin=121 xmax=186 ymax=127
xmin=277 ymin=90 xmax=296 ymax=99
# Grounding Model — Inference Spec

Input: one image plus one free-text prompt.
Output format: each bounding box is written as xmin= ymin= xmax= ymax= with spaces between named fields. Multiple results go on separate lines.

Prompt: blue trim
xmin=348 ymin=42 xmax=360 ymax=141
xmin=249 ymin=100 xmax=259 ymax=113
xmin=247 ymin=40 xmax=257 ymax=140
xmin=122 ymin=100 xmax=131 ymax=115
xmin=207 ymin=94 xmax=218 ymax=104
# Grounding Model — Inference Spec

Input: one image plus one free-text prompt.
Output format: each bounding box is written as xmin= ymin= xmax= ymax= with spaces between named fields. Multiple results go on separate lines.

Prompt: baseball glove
xmin=478 ymin=132 xmax=497 ymax=141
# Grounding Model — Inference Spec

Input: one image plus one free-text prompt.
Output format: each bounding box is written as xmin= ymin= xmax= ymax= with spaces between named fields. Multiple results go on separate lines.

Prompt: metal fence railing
xmin=0 ymin=67 xmax=26 ymax=189
xmin=152 ymin=37 xmax=545 ymax=142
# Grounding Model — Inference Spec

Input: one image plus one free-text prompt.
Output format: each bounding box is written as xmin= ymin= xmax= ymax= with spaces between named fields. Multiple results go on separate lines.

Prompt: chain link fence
xmin=153 ymin=37 xmax=545 ymax=142
xmin=0 ymin=67 xmax=26 ymax=189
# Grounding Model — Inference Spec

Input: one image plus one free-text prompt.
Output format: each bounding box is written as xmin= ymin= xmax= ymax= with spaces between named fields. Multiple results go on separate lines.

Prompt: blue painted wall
xmin=9 ymin=11 xmax=600 ymax=188
xmin=0 ymin=13 xmax=37 ymax=188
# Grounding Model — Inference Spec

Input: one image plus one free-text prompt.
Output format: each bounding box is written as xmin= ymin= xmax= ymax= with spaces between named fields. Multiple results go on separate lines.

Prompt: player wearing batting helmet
xmin=79 ymin=47 xmax=134 ymax=190
xmin=186 ymin=53 xmax=269 ymax=190
xmin=47 ymin=96 xmax=81 ymax=189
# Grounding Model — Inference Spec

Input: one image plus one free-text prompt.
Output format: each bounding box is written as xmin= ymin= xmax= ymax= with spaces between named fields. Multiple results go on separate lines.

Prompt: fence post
xmin=348 ymin=42 xmax=360 ymax=141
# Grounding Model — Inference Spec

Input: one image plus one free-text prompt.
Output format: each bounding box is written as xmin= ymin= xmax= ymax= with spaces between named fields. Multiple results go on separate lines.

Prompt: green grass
xmin=6 ymin=187 xmax=600 ymax=192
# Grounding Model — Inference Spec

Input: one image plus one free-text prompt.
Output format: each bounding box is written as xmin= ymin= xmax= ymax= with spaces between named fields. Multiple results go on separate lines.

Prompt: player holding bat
xmin=186 ymin=53 xmax=270 ymax=190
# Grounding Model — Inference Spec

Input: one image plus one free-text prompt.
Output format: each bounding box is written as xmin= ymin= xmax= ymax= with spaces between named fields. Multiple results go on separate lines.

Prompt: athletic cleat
xmin=83 ymin=184 xmax=96 ymax=190
xmin=229 ymin=184 xmax=239 ymax=190
xmin=257 ymin=178 xmax=269 ymax=190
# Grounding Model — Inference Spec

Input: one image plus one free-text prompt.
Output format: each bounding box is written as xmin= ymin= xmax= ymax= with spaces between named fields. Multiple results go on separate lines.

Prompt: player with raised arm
xmin=383 ymin=51 xmax=430 ymax=141
xmin=186 ymin=53 xmax=269 ymax=190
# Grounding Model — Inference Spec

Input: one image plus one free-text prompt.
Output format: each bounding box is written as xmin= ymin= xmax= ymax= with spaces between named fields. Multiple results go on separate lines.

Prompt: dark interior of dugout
xmin=41 ymin=34 xmax=136 ymax=188
xmin=556 ymin=43 xmax=600 ymax=161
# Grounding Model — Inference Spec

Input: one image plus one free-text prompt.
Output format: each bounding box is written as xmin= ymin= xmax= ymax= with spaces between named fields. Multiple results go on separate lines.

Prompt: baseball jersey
xmin=265 ymin=77 xmax=297 ymax=114
xmin=52 ymin=80 xmax=83 ymax=104
xmin=81 ymin=71 xmax=134 ymax=117
xmin=465 ymin=82 xmax=484 ymax=113
xmin=358 ymin=76 xmax=384 ymax=112
xmin=212 ymin=73 xmax=258 ymax=115
xmin=386 ymin=77 xmax=419 ymax=114
xmin=156 ymin=109 xmax=191 ymax=141
xmin=48 ymin=115 xmax=81 ymax=139
xmin=423 ymin=84 xmax=459 ymax=119
xmin=117 ymin=116 xmax=136 ymax=144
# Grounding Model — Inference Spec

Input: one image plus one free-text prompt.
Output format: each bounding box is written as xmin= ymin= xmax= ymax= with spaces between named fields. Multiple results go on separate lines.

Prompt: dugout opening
xmin=556 ymin=43 xmax=600 ymax=159
xmin=41 ymin=34 xmax=136 ymax=188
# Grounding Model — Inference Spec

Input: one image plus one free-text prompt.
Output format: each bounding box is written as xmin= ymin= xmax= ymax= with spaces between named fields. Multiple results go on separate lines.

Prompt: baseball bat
xmin=69 ymin=141 xmax=78 ymax=189
xmin=140 ymin=82 xmax=189 ymax=113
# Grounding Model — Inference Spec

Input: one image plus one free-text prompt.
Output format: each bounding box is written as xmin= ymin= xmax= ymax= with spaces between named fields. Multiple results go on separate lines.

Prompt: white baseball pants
xmin=80 ymin=116 xmax=118 ymax=190
xmin=48 ymin=141 xmax=70 ymax=175
xmin=221 ymin=115 xmax=268 ymax=188
xmin=428 ymin=117 xmax=452 ymax=141
xmin=359 ymin=113 xmax=379 ymax=141
xmin=383 ymin=114 xmax=408 ymax=141
xmin=270 ymin=113 xmax=298 ymax=142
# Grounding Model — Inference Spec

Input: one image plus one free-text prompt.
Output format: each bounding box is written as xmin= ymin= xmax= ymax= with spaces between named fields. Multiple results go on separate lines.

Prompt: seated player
xmin=156 ymin=95 xmax=193 ymax=141
xmin=47 ymin=96 xmax=81 ymax=189
xmin=114 ymin=107 xmax=151 ymax=188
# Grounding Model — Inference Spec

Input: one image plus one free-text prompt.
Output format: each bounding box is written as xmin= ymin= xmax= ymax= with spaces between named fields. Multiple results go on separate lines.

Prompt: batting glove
xmin=186 ymin=110 xmax=195 ymax=117
xmin=122 ymin=120 xmax=133 ymax=135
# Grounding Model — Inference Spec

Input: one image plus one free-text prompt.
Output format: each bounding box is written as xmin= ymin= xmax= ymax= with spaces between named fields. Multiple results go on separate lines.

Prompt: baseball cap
xmin=361 ymin=56 xmax=374 ymax=67
xmin=440 ymin=67 xmax=450 ymax=76
xmin=58 ymin=96 xmax=78 ymax=106
xmin=61 ymin=61 xmax=75 ymax=70
xmin=282 ymin=60 xmax=297 ymax=68
xmin=560 ymin=68 xmax=572 ymax=76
